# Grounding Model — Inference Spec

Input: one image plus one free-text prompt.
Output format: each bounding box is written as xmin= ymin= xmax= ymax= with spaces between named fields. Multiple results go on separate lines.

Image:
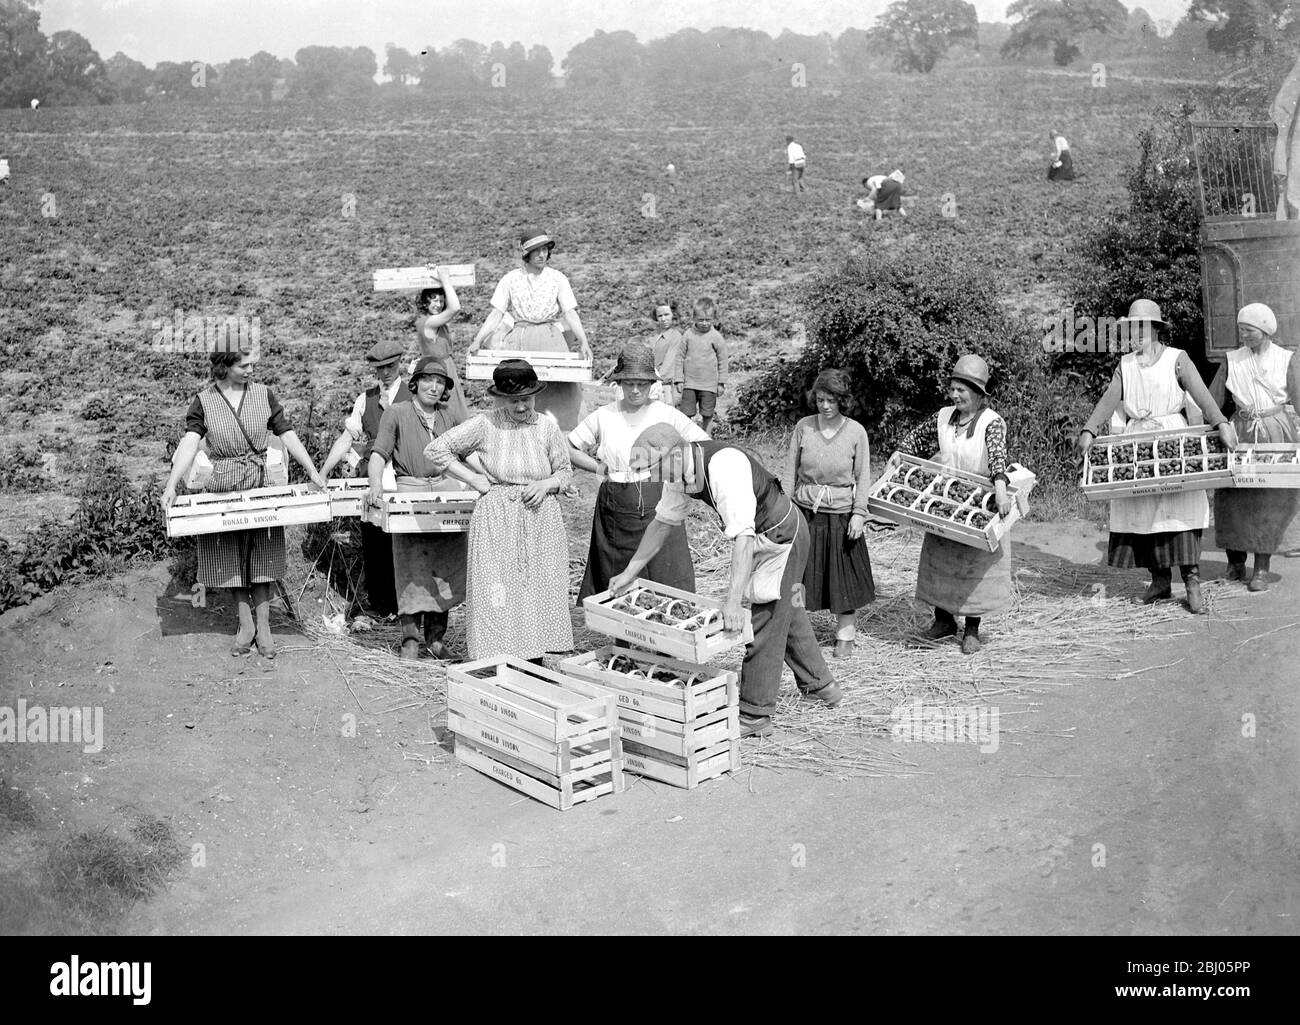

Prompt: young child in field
xmin=674 ymin=298 xmax=728 ymax=434
xmin=648 ymin=301 xmax=684 ymax=407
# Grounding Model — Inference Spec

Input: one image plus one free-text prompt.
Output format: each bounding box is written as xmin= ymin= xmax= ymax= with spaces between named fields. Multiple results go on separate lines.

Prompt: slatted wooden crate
xmin=1229 ymin=442 xmax=1300 ymax=488
xmin=379 ymin=490 xmax=478 ymax=533
xmin=446 ymin=656 xmax=625 ymax=811
xmin=372 ymin=263 xmax=476 ymax=291
xmin=560 ymin=646 xmax=740 ymax=788
xmin=583 ymin=579 xmax=753 ymax=662
xmin=866 ymin=456 xmax=1036 ymax=552
xmin=325 ymin=478 xmax=370 ymax=518
xmin=165 ymin=484 xmax=331 ymax=538
xmin=466 ymin=349 xmax=593 ymax=383
xmin=1081 ymin=425 xmax=1233 ymax=500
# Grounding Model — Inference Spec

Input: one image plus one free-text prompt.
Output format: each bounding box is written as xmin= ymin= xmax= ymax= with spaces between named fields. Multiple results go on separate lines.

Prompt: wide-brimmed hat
xmin=365 ymin=338 xmax=405 ymax=367
xmin=1237 ymin=302 xmax=1277 ymax=336
xmin=488 ymin=358 xmax=546 ymax=397
xmin=949 ymin=353 xmax=990 ymax=395
xmin=408 ymin=356 xmax=452 ymax=387
xmin=610 ymin=344 xmax=657 ymax=382
xmin=1118 ymin=298 xmax=1168 ymax=328
xmin=518 ymin=230 xmax=555 ymax=256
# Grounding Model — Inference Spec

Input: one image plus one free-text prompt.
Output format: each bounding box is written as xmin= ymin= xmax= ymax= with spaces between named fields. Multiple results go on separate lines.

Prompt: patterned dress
xmin=424 ymin=409 xmax=574 ymax=660
xmin=185 ymin=383 xmax=292 ymax=590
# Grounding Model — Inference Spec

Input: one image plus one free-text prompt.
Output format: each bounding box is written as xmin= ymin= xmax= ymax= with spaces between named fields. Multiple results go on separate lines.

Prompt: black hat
xmin=409 ymin=356 xmax=452 ymax=388
xmin=488 ymin=359 xmax=546 ymax=397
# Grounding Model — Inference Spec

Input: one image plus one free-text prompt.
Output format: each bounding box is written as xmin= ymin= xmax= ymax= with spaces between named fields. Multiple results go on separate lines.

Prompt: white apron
xmin=1110 ymin=348 xmax=1209 ymax=535
xmin=1225 ymin=344 xmax=1292 ymax=442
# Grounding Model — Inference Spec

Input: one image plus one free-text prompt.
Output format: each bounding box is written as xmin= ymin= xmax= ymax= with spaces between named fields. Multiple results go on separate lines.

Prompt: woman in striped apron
xmin=162 ymin=351 xmax=326 ymax=658
xmin=895 ymin=355 xmax=1014 ymax=655
xmin=1210 ymin=303 xmax=1300 ymax=591
xmin=469 ymin=230 xmax=593 ymax=433
xmin=1079 ymin=300 xmax=1237 ymax=612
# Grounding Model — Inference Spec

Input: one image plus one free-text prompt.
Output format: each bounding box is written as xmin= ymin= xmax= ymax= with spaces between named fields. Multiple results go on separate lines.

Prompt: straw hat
xmin=609 ymin=344 xmax=657 ymax=382
xmin=1118 ymin=298 xmax=1168 ymax=327
xmin=949 ymin=354 xmax=990 ymax=395
xmin=518 ymin=230 xmax=555 ymax=256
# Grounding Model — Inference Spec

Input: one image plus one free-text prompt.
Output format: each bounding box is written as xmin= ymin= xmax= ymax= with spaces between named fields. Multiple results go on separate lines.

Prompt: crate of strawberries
xmin=1228 ymin=442 xmax=1300 ymax=489
xmin=1081 ymin=425 xmax=1233 ymax=500
xmin=582 ymin=580 xmax=753 ymax=662
xmin=865 ymin=456 xmax=1036 ymax=552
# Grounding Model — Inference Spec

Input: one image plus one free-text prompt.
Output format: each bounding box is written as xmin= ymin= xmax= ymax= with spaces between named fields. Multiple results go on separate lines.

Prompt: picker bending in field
xmin=1048 ymin=129 xmax=1074 ymax=182
xmin=781 ymin=369 xmax=876 ymax=658
xmin=162 ymin=350 xmax=327 ymax=659
xmin=424 ymin=359 xmax=574 ymax=663
xmin=568 ymin=343 xmax=708 ymax=603
xmin=1077 ymin=300 xmax=1237 ymax=613
xmin=470 ymin=230 xmax=593 ymax=433
xmin=1209 ymin=303 xmax=1300 ymax=592
xmin=413 ymin=267 xmax=472 ymax=423
xmin=893 ymin=355 xmax=1013 ymax=656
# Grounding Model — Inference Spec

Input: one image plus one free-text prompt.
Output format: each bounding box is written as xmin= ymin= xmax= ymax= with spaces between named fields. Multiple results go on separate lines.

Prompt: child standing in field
xmin=674 ymin=298 xmax=728 ymax=434
xmin=648 ymin=302 xmax=684 ymax=407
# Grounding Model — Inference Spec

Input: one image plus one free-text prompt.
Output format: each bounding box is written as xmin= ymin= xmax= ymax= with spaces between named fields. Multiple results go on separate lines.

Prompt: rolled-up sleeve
xmin=984 ymin=416 xmax=1010 ymax=484
xmin=371 ymin=407 xmax=399 ymax=463
xmin=266 ymin=389 xmax=293 ymax=436
xmin=343 ymin=391 xmax=367 ymax=440
xmin=424 ymin=413 xmax=486 ymax=472
xmin=706 ymin=448 xmax=757 ymax=539
xmin=654 ymin=481 xmax=691 ymax=526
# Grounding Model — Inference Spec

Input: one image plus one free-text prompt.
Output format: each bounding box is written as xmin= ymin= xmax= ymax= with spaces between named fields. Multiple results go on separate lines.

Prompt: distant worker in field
xmin=786 ymin=134 xmax=807 ymax=195
xmin=30 ymin=98 xmax=39 ymax=110
xmin=857 ymin=170 xmax=907 ymax=219
xmin=672 ymin=297 xmax=729 ymax=435
xmin=1048 ymin=129 xmax=1074 ymax=182
xmin=0 ymin=155 xmax=9 ymax=186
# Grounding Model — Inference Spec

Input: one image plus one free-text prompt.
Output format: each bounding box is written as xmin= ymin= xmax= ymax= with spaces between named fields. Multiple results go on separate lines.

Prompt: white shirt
xmin=568 ymin=402 xmax=707 ymax=482
xmin=787 ymin=142 xmax=806 ymax=164
xmin=654 ymin=445 xmax=757 ymax=539
xmin=865 ymin=174 xmax=886 ymax=192
xmin=344 ymin=377 xmax=403 ymax=439
xmin=1054 ymin=135 xmax=1070 ymax=157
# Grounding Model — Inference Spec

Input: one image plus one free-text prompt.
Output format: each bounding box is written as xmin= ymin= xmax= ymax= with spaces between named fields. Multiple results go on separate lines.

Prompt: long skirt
xmin=1048 ymin=150 xmax=1075 ymax=181
xmin=916 ymin=532 xmax=1011 ymax=617
xmin=1214 ymin=410 xmax=1300 ymax=553
xmin=577 ymin=480 xmax=694 ymax=603
xmin=198 ymin=527 xmax=285 ymax=590
xmin=360 ymin=521 xmax=397 ymax=615
xmin=1107 ymin=529 xmax=1202 ymax=570
xmin=391 ymin=534 xmax=467 ymax=615
xmin=797 ymin=505 xmax=876 ymax=614
xmin=494 ymin=320 xmax=583 ymax=433
xmin=465 ymin=485 xmax=574 ymax=660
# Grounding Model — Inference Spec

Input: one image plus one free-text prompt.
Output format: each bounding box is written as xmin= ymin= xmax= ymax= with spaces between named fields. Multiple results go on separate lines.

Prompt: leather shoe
xmin=961 ymin=633 xmax=981 ymax=655
xmin=801 ymin=681 xmax=843 ymax=707
xmin=919 ymin=618 xmax=958 ymax=641
xmin=739 ymin=714 xmax=774 ymax=738
xmin=833 ymin=639 xmax=853 ymax=659
xmin=1226 ymin=563 xmax=1246 ymax=582
xmin=1142 ymin=579 xmax=1172 ymax=604
xmin=399 ymin=639 xmax=420 ymax=660
xmin=1247 ymin=572 xmax=1269 ymax=593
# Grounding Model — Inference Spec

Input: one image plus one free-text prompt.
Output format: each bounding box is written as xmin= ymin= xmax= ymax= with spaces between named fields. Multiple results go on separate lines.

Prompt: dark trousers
xmin=739 ymin=512 xmax=835 ymax=717
xmin=360 ymin=520 xmax=397 ymax=616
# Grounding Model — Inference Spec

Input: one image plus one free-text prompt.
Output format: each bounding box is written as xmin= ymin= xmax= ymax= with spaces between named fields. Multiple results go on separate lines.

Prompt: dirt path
xmin=2 ymin=519 xmax=1297 ymax=935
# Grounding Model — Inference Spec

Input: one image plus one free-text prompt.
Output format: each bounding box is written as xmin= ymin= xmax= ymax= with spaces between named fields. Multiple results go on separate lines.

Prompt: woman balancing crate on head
xmin=568 ymin=343 xmax=708 ymax=602
xmin=894 ymin=355 xmax=1013 ymax=655
xmin=162 ymin=350 xmax=327 ymax=659
xmin=1209 ymin=302 xmax=1300 ymax=592
xmin=781 ymin=369 xmax=876 ymax=658
xmin=470 ymin=230 xmax=593 ymax=433
xmin=413 ymin=266 xmax=472 ymax=424
xmin=1077 ymin=300 xmax=1238 ymax=613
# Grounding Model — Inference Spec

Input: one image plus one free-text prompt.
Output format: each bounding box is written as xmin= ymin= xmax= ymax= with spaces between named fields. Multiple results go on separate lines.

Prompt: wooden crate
xmin=165 ymin=484 xmax=331 ymax=538
xmin=466 ymin=349 xmax=594 ymax=383
xmin=380 ymin=490 xmax=478 ymax=533
xmin=866 ymin=456 xmax=1036 ymax=552
xmin=325 ymin=477 xmax=369 ymax=518
xmin=621 ymin=737 xmax=740 ymax=789
xmin=1229 ymin=442 xmax=1300 ymax=488
xmin=446 ymin=656 xmax=625 ymax=811
xmin=372 ymin=263 xmax=476 ymax=291
xmin=560 ymin=646 xmax=735 ymax=723
xmin=583 ymin=579 xmax=753 ymax=661
xmin=1081 ymin=426 xmax=1233 ymax=500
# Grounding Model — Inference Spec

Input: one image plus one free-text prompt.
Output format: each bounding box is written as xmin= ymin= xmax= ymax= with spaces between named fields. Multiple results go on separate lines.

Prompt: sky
xmin=40 ymin=0 xmax=1198 ymax=68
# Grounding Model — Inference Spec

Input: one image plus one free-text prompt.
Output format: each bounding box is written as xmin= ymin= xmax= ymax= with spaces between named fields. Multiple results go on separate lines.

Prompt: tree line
xmin=0 ymin=0 xmax=1295 ymax=107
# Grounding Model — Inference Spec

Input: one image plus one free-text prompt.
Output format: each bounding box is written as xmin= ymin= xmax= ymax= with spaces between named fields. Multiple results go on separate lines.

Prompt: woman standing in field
xmin=1078 ymin=300 xmax=1237 ymax=613
xmin=568 ymin=343 xmax=708 ymax=602
xmin=424 ymin=359 xmax=574 ymax=662
xmin=1209 ymin=302 xmax=1300 ymax=592
xmin=413 ymin=266 xmax=471 ymax=424
xmin=470 ymin=230 xmax=593 ymax=433
xmin=162 ymin=350 xmax=326 ymax=659
xmin=782 ymin=369 xmax=876 ymax=658
xmin=894 ymin=355 xmax=1013 ymax=655
xmin=1048 ymin=129 xmax=1075 ymax=182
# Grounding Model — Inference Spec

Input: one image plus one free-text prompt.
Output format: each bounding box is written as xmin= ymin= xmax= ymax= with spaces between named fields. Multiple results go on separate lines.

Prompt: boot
xmin=252 ymin=582 xmax=276 ymax=658
xmin=961 ymin=616 xmax=982 ymax=655
xmin=919 ymin=607 xmax=958 ymax=641
xmin=1142 ymin=570 xmax=1172 ymax=604
xmin=833 ymin=639 xmax=854 ymax=658
xmin=1181 ymin=567 xmax=1203 ymax=614
xmin=398 ymin=614 xmax=422 ymax=660
xmin=1226 ymin=550 xmax=1247 ymax=582
xmin=1248 ymin=553 xmax=1271 ymax=592
xmin=423 ymin=610 xmax=450 ymax=660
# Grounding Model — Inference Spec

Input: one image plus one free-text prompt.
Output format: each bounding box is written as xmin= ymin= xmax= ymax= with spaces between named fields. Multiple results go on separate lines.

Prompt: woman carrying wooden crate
xmin=782 ymin=368 xmax=876 ymax=658
xmin=1078 ymin=300 xmax=1238 ymax=613
xmin=424 ymin=359 xmax=574 ymax=663
xmin=568 ymin=342 xmax=708 ymax=602
xmin=894 ymin=355 xmax=1012 ymax=655
xmin=161 ymin=350 xmax=326 ymax=659
xmin=366 ymin=357 xmax=469 ymax=660
xmin=469 ymin=230 xmax=593 ymax=433
xmin=1209 ymin=302 xmax=1300 ymax=592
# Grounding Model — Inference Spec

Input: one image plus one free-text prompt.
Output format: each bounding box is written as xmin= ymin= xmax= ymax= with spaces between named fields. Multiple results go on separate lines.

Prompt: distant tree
xmin=44 ymin=29 xmax=109 ymax=104
xmin=293 ymin=45 xmax=375 ymax=99
xmin=1002 ymin=0 xmax=1129 ymax=66
xmin=562 ymin=30 xmax=644 ymax=89
xmin=772 ymin=29 xmax=835 ymax=81
xmin=705 ymin=27 xmax=778 ymax=84
xmin=834 ymin=27 xmax=883 ymax=78
xmin=383 ymin=43 xmax=419 ymax=85
xmin=0 ymin=0 xmax=48 ymax=107
xmin=248 ymin=50 xmax=281 ymax=101
xmin=152 ymin=59 xmax=207 ymax=100
xmin=524 ymin=44 xmax=554 ymax=86
xmin=978 ymin=20 xmax=1012 ymax=56
xmin=1189 ymin=1 xmax=1299 ymax=57
xmin=105 ymin=50 xmax=151 ymax=103
xmin=644 ymin=28 xmax=716 ymax=87
xmin=869 ymin=0 xmax=979 ymax=73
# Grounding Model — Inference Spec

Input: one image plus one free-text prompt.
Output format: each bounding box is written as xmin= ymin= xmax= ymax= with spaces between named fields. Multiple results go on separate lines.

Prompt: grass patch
xmin=44 ymin=816 xmax=186 ymax=920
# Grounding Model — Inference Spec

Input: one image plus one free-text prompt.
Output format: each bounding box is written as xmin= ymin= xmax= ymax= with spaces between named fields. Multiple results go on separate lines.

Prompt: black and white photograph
xmin=1 ymin=0 xmax=1298 ymax=965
